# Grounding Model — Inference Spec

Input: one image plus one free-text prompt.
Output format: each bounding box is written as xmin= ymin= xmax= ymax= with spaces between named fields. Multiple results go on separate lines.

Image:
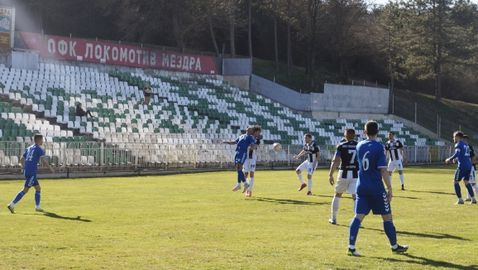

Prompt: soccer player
xmin=7 ymin=134 xmax=54 ymax=213
xmin=385 ymin=132 xmax=406 ymax=190
xmin=463 ymin=135 xmax=478 ymax=200
xmin=328 ymin=129 xmax=358 ymax=225
xmin=445 ymin=131 xmax=476 ymax=204
xmin=293 ymin=133 xmax=320 ymax=195
xmin=243 ymin=132 xmax=262 ymax=197
xmin=224 ymin=126 xmax=261 ymax=192
xmin=348 ymin=121 xmax=408 ymax=256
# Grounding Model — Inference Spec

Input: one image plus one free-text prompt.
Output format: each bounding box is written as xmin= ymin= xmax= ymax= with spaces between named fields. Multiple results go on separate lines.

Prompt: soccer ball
xmin=272 ymin=142 xmax=282 ymax=152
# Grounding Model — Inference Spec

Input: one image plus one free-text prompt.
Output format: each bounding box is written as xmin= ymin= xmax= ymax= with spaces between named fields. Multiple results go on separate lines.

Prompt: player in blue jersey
xmin=348 ymin=121 xmax=408 ymax=256
xmin=7 ymin=134 xmax=54 ymax=213
xmin=445 ymin=131 xmax=476 ymax=204
xmin=224 ymin=126 xmax=261 ymax=192
xmin=463 ymin=135 xmax=478 ymax=201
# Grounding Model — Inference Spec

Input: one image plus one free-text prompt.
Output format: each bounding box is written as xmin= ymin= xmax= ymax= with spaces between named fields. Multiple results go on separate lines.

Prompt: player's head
xmin=364 ymin=121 xmax=379 ymax=139
xmin=388 ymin=132 xmax=395 ymax=140
xmin=246 ymin=126 xmax=253 ymax=135
xmin=34 ymin=134 xmax=44 ymax=145
xmin=453 ymin=131 xmax=464 ymax=143
xmin=252 ymin=125 xmax=262 ymax=137
xmin=304 ymin=133 xmax=313 ymax=144
xmin=344 ymin=129 xmax=355 ymax=141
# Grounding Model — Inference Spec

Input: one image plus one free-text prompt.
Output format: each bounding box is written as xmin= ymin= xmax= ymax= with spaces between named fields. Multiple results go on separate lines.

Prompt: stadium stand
xmin=0 ymin=62 xmax=445 ymax=168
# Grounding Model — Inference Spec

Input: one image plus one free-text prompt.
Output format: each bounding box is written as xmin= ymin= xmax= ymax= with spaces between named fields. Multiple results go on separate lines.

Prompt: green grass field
xmin=0 ymin=167 xmax=477 ymax=269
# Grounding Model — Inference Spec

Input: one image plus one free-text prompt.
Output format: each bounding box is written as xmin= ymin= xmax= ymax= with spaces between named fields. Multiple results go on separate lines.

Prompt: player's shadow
xmin=336 ymin=224 xmax=469 ymax=241
xmin=42 ymin=211 xmax=92 ymax=223
xmin=371 ymin=254 xmax=477 ymax=270
xmin=253 ymin=197 xmax=327 ymax=206
xmin=407 ymin=189 xmax=456 ymax=196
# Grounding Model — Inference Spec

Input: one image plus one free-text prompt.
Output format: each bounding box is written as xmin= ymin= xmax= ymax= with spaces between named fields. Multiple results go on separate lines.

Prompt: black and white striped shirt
xmin=336 ymin=140 xmax=358 ymax=179
xmin=385 ymin=139 xmax=404 ymax=161
xmin=304 ymin=141 xmax=320 ymax=163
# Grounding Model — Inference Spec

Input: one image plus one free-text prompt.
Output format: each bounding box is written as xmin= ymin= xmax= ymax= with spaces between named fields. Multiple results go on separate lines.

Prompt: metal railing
xmin=0 ymin=142 xmax=453 ymax=171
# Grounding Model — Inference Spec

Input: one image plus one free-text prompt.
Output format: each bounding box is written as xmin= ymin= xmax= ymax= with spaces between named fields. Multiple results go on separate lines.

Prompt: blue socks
xmin=237 ymin=170 xmax=246 ymax=183
xmin=465 ymin=183 xmax=474 ymax=198
xmin=383 ymin=221 xmax=397 ymax=247
xmin=349 ymin=218 xmax=362 ymax=247
xmin=12 ymin=191 xmax=25 ymax=204
xmin=35 ymin=191 xmax=41 ymax=208
xmin=454 ymin=182 xmax=462 ymax=198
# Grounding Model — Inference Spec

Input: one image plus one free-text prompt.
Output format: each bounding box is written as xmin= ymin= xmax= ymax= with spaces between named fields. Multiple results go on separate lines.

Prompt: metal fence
xmin=392 ymin=90 xmax=478 ymax=144
xmin=0 ymin=142 xmax=453 ymax=172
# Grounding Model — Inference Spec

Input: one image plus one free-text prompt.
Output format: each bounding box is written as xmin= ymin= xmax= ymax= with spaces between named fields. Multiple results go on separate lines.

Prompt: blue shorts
xmin=234 ymin=152 xmax=247 ymax=165
xmin=24 ymin=175 xmax=39 ymax=187
xmin=356 ymin=191 xmax=391 ymax=215
xmin=455 ymin=168 xmax=471 ymax=181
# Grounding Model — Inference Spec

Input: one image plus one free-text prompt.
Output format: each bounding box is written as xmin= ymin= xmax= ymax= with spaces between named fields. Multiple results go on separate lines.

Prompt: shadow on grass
xmin=336 ymin=224 xmax=469 ymax=241
xmin=407 ymin=189 xmax=456 ymax=196
xmin=42 ymin=211 xmax=92 ymax=223
xmin=252 ymin=197 xmax=327 ymax=206
xmin=371 ymin=254 xmax=477 ymax=270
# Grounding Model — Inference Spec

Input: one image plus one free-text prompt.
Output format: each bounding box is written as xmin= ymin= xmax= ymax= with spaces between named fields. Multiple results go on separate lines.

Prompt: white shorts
xmin=296 ymin=160 xmax=316 ymax=176
xmin=335 ymin=170 xmax=357 ymax=194
xmin=469 ymin=167 xmax=476 ymax=184
xmin=243 ymin=156 xmax=257 ymax=173
xmin=388 ymin=160 xmax=403 ymax=172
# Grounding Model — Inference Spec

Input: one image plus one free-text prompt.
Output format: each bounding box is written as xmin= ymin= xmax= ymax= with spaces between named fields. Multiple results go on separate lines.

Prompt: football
xmin=272 ymin=142 xmax=282 ymax=152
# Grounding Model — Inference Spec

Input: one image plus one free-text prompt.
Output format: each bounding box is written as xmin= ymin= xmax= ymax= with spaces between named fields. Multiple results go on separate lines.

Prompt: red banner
xmin=19 ymin=32 xmax=218 ymax=74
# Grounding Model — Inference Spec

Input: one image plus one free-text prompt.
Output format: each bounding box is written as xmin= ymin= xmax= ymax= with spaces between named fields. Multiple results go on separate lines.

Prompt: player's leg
xmin=463 ymin=180 xmax=476 ymax=204
xmin=7 ymin=185 xmax=31 ymax=213
xmin=453 ymin=169 xmax=464 ymax=204
xmin=381 ymin=214 xmax=408 ymax=253
xmin=397 ymin=161 xmax=405 ymax=190
xmin=34 ymin=185 xmax=43 ymax=211
xmin=233 ymin=153 xmax=247 ymax=191
xmin=330 ymin=174 xmax=347 ymax=224
xmin=348 ymin=193 xmax=369 ymax=256
xmin=306 ymin=162 xmax=315 ymax=195
xmin=348 ymin=213 xmax=366 ymax=256
xmin=466 ymin=168 xmax=476 ymax=201
xmin=246 ymin=171 xmax=255 ymax=197
xmin=296 ymin=161 xmax=307 ymax=191
xmin=330 ymin=192 xmax=342 ymax=224
xmin=387 ymin=161 xmax=394 ymax=186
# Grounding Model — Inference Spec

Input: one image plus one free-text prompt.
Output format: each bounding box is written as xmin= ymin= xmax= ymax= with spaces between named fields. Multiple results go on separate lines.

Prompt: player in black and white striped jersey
xmin=385 ymin=132 xmax=406 ymax=190
xmin=294 ymin=133 xmax=320 ymax=195
xmin=328 ymin=129 xmax=358 ymax=225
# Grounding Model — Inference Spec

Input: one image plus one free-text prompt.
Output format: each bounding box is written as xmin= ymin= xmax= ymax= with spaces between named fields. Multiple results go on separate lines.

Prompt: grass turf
xmin=0 ymin=167 xmax=477 ymax=269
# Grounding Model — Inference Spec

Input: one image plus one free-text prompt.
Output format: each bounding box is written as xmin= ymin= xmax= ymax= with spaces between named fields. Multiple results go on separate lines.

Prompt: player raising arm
xmin=445 ymin=131 xmax=476 ymax=204
xmin=328 ymin=129 xmax=358 ymax=225
xmin=294 ymin=134 xmax=320 ymax=195
xmin=224 ymin=126 xmax=261 ymax=193
xmin=348 ymin=121 xmax=408 ymax=256
xmin=7 ymin=134 xmax=54 ymax=213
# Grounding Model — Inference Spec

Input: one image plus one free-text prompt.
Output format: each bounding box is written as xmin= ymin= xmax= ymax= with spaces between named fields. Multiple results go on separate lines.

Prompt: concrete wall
xmin=222 ymin=58 xmax=252 ymax=75
xmin=11 ymin=50 xmax=39 ymax=70
xmin=223 ymin=75 xmax=250 ymax=90
xmin=312 ymin=83 xmax=389 ymax=114
xmin=250 ymin=74 xmax=310 ymax=111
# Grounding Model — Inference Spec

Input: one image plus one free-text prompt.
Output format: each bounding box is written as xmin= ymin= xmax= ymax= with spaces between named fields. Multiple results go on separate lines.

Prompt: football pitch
xmin=0 ymin=167 xmax=477 ymax=270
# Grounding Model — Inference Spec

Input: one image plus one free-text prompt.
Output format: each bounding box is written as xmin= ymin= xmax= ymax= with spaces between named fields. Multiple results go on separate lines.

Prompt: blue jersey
xmin=449 ymin=141 xmax=472 ymax=170
xmin=235 ymin=134 xmax=256 ymax=154
xmin=356 ymin=139 xmax=387 ymax=195
xmin=23 ymin=144 xmax=45 ymax=176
